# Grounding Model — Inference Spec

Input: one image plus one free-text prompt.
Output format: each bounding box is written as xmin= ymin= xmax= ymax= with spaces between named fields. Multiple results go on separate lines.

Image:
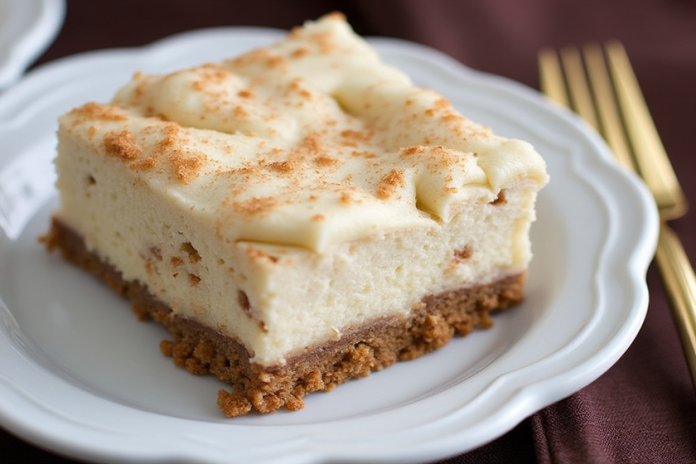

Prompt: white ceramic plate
xmin=0 ymin=28 xmax=659 ymax=464
xmin=0 ymin=0 xmax=65 ymax=90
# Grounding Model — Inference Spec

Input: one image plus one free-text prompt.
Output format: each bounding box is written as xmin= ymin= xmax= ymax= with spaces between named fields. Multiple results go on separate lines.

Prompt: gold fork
xmin=538 ymin=42 xmax=696 ymax=391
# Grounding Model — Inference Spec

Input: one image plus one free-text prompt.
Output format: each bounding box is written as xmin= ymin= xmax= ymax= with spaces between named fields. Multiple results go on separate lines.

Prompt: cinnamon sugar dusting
xmin=155 ymin=123 xmax=182 ymax=152
xmin=245 ymin=245 xmax=280 ymax=264
xmin=340 ymin=129 xmax=372 ymax=144
xmin=170 ymin=154 xmax=206 ymax=184
xmin=265 ymin=159 xmax=299 ymax=174
xmin=291 ymin=48 xmax=310 ymax=58
xmin=299 ymin=134 xmax=324 ymax=154
xmin=232 ymin=196 xmax=279 ymax=216
xmin=340 ymin=190 xmax=354 ymax=204
xmin=308 ymin=31 xmax=335 ymax=54
xmin=351 ymin=150 xmax=377 ymax=159
xmin=129 ymin=157 xmax=158 ymax=172
xmin=313 ymin=155 xmax=339 ymax=167
xmin=70 ymin=102 xmax=127 ymax=122
xmin=325 ymin=11 xmax=346 ymax=21
xmin=376 ymin=169 xmax=405 ymax=199
xmin=228 ymin=49 xmax=286 ymax=69
xmin=103 ymin=131 xmax=142 ymax=160
xmin=433 ymin=97 xmax=449 ymax=110
xmin=400 ymin=145 xmax=427 ymax=156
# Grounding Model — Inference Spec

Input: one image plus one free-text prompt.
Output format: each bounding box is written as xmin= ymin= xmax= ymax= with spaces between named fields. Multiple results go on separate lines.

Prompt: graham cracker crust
xmin=44 ymin=218 xmax=526 ymax=417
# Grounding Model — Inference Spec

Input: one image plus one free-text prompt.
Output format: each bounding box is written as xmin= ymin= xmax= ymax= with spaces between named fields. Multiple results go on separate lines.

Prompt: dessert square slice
xmin=45 ymin=13 xmax=548 ymax=416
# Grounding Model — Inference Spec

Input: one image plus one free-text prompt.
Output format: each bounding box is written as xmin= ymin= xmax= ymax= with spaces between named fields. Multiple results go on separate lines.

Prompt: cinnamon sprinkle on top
xmin=313 ymin=155 xmax=339 ymax=167
xmin=70 ymin=102 xmax=127 ymax=122
xmin=170 ymin=153 xmax=205 ymax=184
xmin=376 ymin=169 xmax=405 ymax=199
xmin=232 ymin=196 xmax=279 ymax=216
xmin=103 ymin=130 xmax=142 ymax=160
xmin=129 ymin=157 xmax=158 ymax=172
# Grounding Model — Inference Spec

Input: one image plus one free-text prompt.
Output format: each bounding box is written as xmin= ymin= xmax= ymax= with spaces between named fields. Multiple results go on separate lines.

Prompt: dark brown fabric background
xmin=2 ymin=1 xmax=696 ymax=462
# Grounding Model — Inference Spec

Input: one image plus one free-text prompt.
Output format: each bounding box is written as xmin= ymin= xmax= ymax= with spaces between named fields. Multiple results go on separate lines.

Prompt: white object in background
xmin=0 ymin=0 xmax=65 ymax=90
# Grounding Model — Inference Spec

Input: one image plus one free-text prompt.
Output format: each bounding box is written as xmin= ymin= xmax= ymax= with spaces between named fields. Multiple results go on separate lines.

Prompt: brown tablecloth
xmin=2 ymin=1 xmax=695 ymax=462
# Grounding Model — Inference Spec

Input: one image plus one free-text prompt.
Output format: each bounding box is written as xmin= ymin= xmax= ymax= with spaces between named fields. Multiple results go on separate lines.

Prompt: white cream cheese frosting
xmin=53 ymin=13 xmax=548 ymax=365
xmin=60 ymin=13 xmax=547 ymax=253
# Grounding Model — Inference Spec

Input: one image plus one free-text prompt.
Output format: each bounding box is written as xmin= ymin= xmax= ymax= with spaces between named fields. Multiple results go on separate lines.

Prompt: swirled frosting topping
xmin=60 ymin=13 xmax=548 ymax=252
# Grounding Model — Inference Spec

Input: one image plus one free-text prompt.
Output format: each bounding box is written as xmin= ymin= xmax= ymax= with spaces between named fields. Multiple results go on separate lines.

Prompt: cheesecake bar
xmin=45 ymin=13 xmax=548 ymax=416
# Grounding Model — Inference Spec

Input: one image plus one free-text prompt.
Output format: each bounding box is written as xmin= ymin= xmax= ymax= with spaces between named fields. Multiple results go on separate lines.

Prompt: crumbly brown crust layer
xmin=45 ymin=218 xmax=526 ymax=417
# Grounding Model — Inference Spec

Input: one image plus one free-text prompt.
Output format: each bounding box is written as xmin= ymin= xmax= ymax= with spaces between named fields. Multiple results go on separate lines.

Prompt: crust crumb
xmin=217 ymin=389 xmax=253 ymax=418
xmin=159 ymin=339 xmax=173 ymax=356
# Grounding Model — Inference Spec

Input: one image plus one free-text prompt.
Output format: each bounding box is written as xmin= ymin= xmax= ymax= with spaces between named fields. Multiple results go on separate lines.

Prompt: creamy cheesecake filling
xmin=55 ymin=135 xmax=538 ymax=365
xmin=51 ymin=13 xmax=548 ymax=369
xmin=45 ymin=217 xmax=527 ymax=416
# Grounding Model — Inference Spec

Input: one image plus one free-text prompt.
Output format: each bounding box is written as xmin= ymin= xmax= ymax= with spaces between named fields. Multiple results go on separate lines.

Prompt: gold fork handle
xmin=655 ymin=223 xmax=696 ymax=387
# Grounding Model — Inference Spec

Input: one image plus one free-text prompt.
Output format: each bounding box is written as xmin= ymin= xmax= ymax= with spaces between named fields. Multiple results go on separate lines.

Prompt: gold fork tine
xmin=606 ymin=41 xmax=688 ymax=220
xmin=582 ymin=44 xmax=635 ymax=171
xmin=538 ymin=43 xmax=696 ymax=392
xmin=538 ymin=48 xmax=569 ymax=108
xmin=560 ymin=47 xmax=599 ymax=130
